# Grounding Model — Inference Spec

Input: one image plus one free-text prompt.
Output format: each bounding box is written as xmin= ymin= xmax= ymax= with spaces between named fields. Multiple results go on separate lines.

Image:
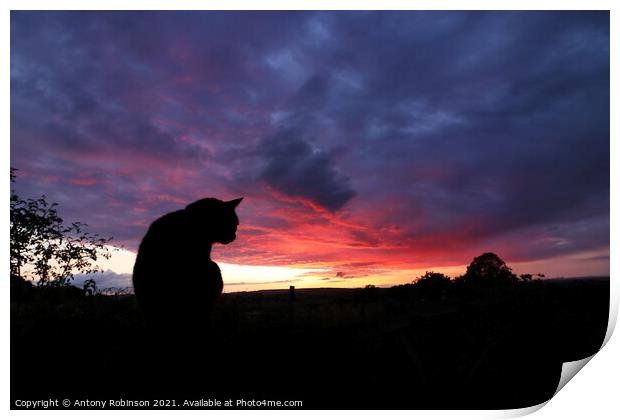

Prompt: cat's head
xmin=185 ymin=197 xmax=242 ymax=244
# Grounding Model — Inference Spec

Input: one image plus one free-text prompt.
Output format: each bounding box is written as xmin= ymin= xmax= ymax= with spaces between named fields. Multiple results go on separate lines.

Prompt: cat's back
xmin=133 ymin=209 xmax=187 ymax=289
xmin=139 ymin=209 xmax=187 ymax=250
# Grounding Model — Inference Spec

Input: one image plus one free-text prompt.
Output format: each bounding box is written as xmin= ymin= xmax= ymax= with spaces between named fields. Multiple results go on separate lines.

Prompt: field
xmin=11 ymin=278 xmax=609 ymax=409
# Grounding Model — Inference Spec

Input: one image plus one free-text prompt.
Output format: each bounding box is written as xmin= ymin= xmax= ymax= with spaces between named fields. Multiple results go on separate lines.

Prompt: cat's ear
xmin=227 ymin=197 xmax=243 ymax=208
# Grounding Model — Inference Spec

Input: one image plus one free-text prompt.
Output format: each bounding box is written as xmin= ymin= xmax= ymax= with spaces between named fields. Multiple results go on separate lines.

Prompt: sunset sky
xmin=10 ymin=11 xmax=610 ymax=291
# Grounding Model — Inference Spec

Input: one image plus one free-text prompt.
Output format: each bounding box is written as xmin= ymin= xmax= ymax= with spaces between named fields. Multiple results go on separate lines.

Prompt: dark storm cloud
xmin=314 ymin=11 xmax=609 ymax=260
xmin=10 ymin=11 xmax=609 ymax=271
xmin=260 ymin=127 xmax=356 ymax=211
xmin=254 ymin=75 xmax=357 ymax=212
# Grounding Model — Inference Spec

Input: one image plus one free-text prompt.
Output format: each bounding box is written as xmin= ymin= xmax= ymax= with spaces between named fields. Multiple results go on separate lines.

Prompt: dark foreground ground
xmin=11 ymin=278 xmax=609 ymax=409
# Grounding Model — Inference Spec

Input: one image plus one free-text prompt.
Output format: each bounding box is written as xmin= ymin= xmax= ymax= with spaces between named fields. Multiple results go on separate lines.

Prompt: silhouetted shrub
xmin=388 ymin=283 xmax=417 ymax=303
xmin=414 ymin=271 xmax=453 ymax=300
xmin=83 ymin=279 xmax=98 ymax=296
xmin=10 ymin=274 xmax=33 ymax=303
xmin=519 ymin=273 xmax=545 ymax=283
xmin=10 ymin=168 xmax=114 ymax=287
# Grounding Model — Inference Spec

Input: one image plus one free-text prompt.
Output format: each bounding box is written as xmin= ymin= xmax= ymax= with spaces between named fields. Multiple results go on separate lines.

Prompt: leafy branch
xmin=10 ymin=168 xmax=115 ymax=287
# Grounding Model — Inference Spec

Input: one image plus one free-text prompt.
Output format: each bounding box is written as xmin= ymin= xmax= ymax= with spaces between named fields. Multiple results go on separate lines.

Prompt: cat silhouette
xmin=132 ymin=197 xmax=242 ymax=335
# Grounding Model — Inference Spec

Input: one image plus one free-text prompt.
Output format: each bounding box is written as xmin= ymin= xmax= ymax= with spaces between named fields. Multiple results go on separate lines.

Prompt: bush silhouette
xmin=10 ymin=169 xmax=113 ymax=288
xmin=414 ymin=271 xmax=453 ymax=299
xmin=10 ymin=274 xmax=34 ymax=303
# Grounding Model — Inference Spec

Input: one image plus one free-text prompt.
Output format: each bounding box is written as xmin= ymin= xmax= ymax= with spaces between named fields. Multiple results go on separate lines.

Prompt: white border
xmin=3 ymin=2 xmax=617 ymax=419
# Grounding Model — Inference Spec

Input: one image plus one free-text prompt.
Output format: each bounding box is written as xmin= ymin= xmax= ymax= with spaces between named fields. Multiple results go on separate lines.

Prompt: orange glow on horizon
xmin=93 ymin=245 xmax=609 ymax=294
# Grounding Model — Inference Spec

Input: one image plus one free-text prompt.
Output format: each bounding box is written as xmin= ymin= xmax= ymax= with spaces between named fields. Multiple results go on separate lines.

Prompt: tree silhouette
xmin=10 ymin=169 xmax=114 ymax=287
xmin=460 ymin=252 xmax=517 ymax=288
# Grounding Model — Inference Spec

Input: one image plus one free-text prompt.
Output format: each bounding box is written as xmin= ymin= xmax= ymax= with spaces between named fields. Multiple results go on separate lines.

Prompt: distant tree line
xmin=386 ymin=252 xmax=545 ymax=300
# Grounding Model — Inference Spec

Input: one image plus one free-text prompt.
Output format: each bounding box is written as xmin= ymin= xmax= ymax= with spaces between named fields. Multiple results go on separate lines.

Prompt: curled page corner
xmin=496 ymin=401 xmax=548 ymax=418
xmin=555 ymin=355 xmax=595 ymax=396
xmin=499 ymin=354 xmax=598 ymax=419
